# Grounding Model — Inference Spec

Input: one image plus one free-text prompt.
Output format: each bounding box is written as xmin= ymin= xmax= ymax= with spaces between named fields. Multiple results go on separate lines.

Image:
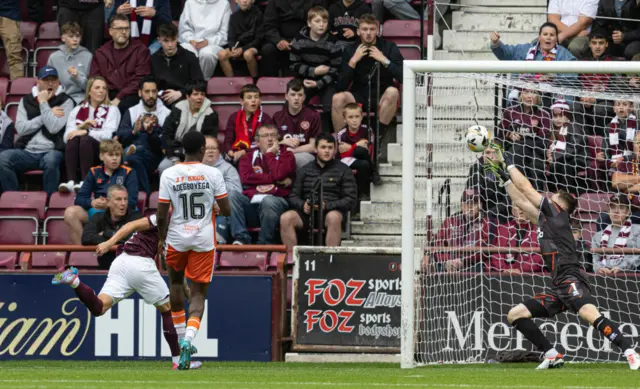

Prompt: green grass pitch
xmin=0 ymin=361 xmax=638 ymax=389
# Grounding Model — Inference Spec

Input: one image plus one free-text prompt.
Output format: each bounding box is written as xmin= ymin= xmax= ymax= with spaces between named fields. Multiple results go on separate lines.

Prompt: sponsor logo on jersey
xmin=301 ymin=121 xmax=310 ymax=130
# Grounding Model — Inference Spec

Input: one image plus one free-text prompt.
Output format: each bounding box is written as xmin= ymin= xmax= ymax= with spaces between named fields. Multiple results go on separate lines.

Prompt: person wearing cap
xmin=592 ymin=194 xmax=640 ymax=275
xmin=434 ymin=189 xmax=490 ymax=273
xmin=465 ymin=145 xmax=510 ymax=223
xmin=489 ymin=205 xmax=544 ymax=274
xmin=0 ymin=66 xmax=74 ymax=196
xmin=547 ymin=98 xmax=588 ymax=194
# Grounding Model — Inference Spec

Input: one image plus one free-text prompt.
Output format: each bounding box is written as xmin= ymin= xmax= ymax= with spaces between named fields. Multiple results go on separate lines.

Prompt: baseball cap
xmin=461 ymin=189 xmax=479 ymax=203
xmin=37 ymin=66 xmax=58 ymax=80
xmin=609 ymin=194 xmax=631 ymax=207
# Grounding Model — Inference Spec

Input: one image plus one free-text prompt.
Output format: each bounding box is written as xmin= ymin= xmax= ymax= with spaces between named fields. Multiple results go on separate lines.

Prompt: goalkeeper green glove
xmin=489 ymin=143 xmax=513 ymax=170
xmin=484 ymin=159 xmax=511 ymax=187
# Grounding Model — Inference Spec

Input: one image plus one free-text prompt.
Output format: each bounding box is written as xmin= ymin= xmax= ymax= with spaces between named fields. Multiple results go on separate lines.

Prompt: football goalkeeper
xmin=485 ymin=145 xmax=640 ymax=370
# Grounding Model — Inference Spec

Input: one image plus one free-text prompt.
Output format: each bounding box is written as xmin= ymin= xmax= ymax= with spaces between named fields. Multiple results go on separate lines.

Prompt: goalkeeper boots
xmin=627 ymin=352 xmax=640 ymax=370
xmin=536 ymin=354 xmax=564 ymax=370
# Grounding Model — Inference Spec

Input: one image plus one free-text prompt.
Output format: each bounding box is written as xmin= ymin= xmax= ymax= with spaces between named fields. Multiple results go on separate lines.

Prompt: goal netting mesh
xmin=402 ymin=62 xmax=640 ymax=367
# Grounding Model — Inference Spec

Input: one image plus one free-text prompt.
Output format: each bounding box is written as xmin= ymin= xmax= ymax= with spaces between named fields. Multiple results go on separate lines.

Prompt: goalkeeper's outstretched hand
xmin=488 ymin=142 xmax=513 ymax=170
xmin=484 ymin=158 xmax=510 ymax=187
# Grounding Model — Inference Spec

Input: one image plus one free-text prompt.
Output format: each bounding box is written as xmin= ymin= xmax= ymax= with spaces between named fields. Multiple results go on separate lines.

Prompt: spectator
xmin=489 ymin=205 xmax=544 ymax=274
xmin=0 ymin=101 xmax=15 ymax=153
xmin=290 ymin=7 xmax=342 ymax=127
xmin=60 ymin=77 xmax=122 ymax=193
xmin=151 ymin=23 xmax=204 ymax=107
xmin=572 ymin=84 xmax=611 ymax=138
xmin=579 ymin=30 xmax=623 ymax=91
xmin=571 ymin=218 xmax=593 ymax=273
xmin=116 ymin=76 xmax=171 ymax=194
xmin=0 ymin=66 xmax=74 ymax=196
xmin=223 ymin=84 xmax=272 ymax=163
xmin=594 ymin=0 xmax=640 ymax=59
xmin=548 ymin=0 xmax=599 ymax=57
xmin=592 ymin=194 xmax=640 ymax=275
xmin=161 ymin=82 xmax=218 ymax=172
xmin=0 ymin=0 xmax=23 ymax=80
xmin=280 ymin=133 xmax=357 ymax=249
xmin=113 ymin=0 xmax=172 ymax=54
xmin=465 ymin=145 xmax=510 ymax=222
xmin=64 ymin=140 xmax=138 ymax=245
xmin=217 ymin=0 xmax=263 ymax=78
xmin=497 ymin=86 xmax=551 ymax=191
xmin=336 ymin=103 xmax=380 ymax=203
xmin=231 ymin=124 xmax=296 ymax=245
xmin=81 ymin=184 xmax=142 ymax=269
xmin=612 ymin=131 xmax=640 ymax=198
xmin=372 ymin=0 xmax=423 ymax=21
xmin=332 ymin=14 xmax=403 ymax=139
xmin=202 ymin=135 xmax=242 ymax=244
xmin=434 ymin=189 xmax=489 ymax=273
xmin=179 ymin=0 xmax=232 ymax=79
xmin=90 ymin=14 xmax=152 ymax=114
xmin=546 ymin=99 xmax=588 ymax=194
xmin=47 ymin=22 xmax=93 ymax=105
xmin=57 ymin=0 xmax=110 ymax=53
xmin=273 ymin=79 xmax=322 ymax=170
xmin=261 ymin=0 xmax=327 ymax=77
xmin=328 ymin=0 xmax=371 ymax=49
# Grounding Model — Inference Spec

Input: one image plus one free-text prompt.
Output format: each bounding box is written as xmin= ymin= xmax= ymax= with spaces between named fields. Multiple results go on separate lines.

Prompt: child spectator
xmin=336 ymin=103 xmax=380 ymax=203
xmin=489 ymin=205 xmax=544 ymax=274
xmin=329 ymin=0 xmax=371 ymax=48
xmin=223 ymin=84 xmax=273 ymax=163
xmin=47 ymin=22 xmax=93 ymax=105
xmin=579 ymin=30 xmax=621 ymax=92
xmin=64 ymin=140 xmax=138 ymax=245
xmin=179 ymin=0 xmax=231 ymax=79
xmin=571 ymin=218 xmax=593 ymax=273
xmin=60 ymin=77 xmax=122 ymax=193
xmin=573 ymin=83 xmax=611 ymax=138
xmin=113 ymin=0 xmax=172 ymax=54
xmin=273 ymin=79 xmax=322 ymax=170
xmin=290 ymin=7 xmax=342 ymax=128
xmin=600 ymin=99 xmax=636 ymax=173
xmin=217 ymin=0 xmax=263 ymax=78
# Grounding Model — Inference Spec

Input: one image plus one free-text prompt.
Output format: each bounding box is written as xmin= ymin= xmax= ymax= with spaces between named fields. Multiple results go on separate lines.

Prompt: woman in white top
xmin=60 ymin=77 xmax=122 ymax=192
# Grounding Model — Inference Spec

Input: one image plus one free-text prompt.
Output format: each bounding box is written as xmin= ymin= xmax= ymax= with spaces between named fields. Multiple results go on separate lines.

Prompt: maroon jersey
xmin=238 ymin=146 xmax=296 ymax=199
xmin=499 ymin=106 xmax=551 ymax=140
xmin=118 ymin=214 xmax=159 ymax=258
xmin=336 ymin=125 xmax=373 ymax=158
xmin=272 ymin=106 xmax=322 ymax=145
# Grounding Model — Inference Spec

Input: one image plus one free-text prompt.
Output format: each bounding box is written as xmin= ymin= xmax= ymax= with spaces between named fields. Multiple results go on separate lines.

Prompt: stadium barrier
xmin=0 ymin=244 xmax=290 ymax=362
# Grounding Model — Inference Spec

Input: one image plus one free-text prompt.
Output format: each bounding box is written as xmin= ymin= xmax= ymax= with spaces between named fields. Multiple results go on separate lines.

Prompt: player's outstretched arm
xmin=96 ymin=217 xmax=152 ymax=256
xmin=492 ymin=143 xmax=543 ymax=208
xmin=485 ymin=161 xmax=538 ymax=224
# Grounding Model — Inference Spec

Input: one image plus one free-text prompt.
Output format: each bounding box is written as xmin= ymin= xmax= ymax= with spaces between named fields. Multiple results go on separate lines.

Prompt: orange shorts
xmin=165 ymin=244 xmax=215 ymax=283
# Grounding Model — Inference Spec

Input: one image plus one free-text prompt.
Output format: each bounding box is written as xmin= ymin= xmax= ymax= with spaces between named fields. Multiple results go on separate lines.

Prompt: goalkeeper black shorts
xmin=524 ymin=278 xmax=597 ymax=318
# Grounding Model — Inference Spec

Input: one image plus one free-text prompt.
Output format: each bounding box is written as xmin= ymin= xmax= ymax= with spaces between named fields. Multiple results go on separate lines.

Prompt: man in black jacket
xmin=280 ymin=133 xmax=357 ymax=249
xmin=594 ymin=0 xmax=640 ymax=59
xmin=82 ymin=184 xmax=142 ymax=269
xmin=151 ymin=23 xmax=204 ymax=107
xmin=331 ymin=14 xmax=403 ymax=135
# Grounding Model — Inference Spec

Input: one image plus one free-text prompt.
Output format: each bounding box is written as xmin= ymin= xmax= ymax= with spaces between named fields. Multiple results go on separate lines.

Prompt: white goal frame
xmin=400 ymin=60 xmax=640 ymax=369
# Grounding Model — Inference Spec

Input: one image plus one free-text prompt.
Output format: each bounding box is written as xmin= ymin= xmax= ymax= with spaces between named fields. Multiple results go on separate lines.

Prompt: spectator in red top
xmin=89 ymin=14 xmax=152 ymax=115
xmin=273 ymin=79 xmax=322 ymax=170
xmin=223 ymin=84 xmax=272 ymax=164
xmin=434 ymin=189 xmax=489 ymax=273
xmin=489 ymin=205 xmax=544 ymax=274
xmin=230 ymin=124 xmax=295 ymax=244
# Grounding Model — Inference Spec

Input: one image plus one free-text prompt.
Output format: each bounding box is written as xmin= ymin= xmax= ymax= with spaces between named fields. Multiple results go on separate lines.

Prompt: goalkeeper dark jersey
xmin=537 ymin=197 xmax=589 ymax=284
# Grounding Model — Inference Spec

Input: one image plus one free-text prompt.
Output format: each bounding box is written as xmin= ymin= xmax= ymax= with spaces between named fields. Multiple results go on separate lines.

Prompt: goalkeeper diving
xmin=485 ymin=145 xmax=640 ymax=370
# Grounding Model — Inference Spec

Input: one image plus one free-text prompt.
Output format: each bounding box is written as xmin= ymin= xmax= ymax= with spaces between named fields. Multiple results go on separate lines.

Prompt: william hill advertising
xmin=293 ymin=252 xmax=402 ymax=351
xmin=0 ymin=274 xmax=273 ymax=361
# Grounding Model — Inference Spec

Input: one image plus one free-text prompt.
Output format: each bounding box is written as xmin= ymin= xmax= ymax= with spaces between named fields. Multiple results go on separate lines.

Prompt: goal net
xmin=400 ymin=61 xmax=640 ymax=368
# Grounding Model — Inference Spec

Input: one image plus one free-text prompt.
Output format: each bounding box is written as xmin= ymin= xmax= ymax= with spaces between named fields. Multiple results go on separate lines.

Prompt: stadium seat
xmin=256 ymin=77 xmax=292 ymax=102
xmin=218 ymin=251 xmax=268 ymax=271
xmin=33 ymin=22 xmax=62 ymax=77
xmin=0 ymin=252 xmax=18 ymax=269
xmin=381 ymin=20 xmax=426 ymax=60
xmin=137 ymin=191 xmax=147 ymax=214
xmin=38 ymin=21 xmax=61 ymax=41
xmin=576 ymin=193 xmax=610 ymax=222
xmin=5 ymin=77 xmax=38 ymax=122
xmin=68 ymin=251 xmax=100 ymax=268
xmin=146 ymin=191 xmax=159 ymax=216
xmin=207 ymin=77 xmax=253 ymax=102
xmin=0 ymin=77 xmax=8 ymax=105
xmin=43 ymin=192 xmax=75 ymax=245
xmin=581 ymin=222 xmax=598 ymax=244
xmin=0 ymin=191 xmax=47 ymax=245
xmin=31 ymin=252 xmax=67 ymax=270
xmin=20 ymin=21 xmax=37 ymax=51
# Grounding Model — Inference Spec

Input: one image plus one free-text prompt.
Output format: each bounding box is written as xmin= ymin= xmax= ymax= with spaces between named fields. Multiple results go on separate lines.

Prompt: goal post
xmin=400 ymin=60 xmax=640 ymax=368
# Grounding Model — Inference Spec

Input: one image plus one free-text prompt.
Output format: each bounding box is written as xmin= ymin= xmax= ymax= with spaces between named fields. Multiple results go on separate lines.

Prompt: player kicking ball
xmin=485 ymin=145 xmax=640 ymax=370
xmin=51 ymin=214 xmax=202 ymax=370
xmin=157 ymin=131 xmax=231 ymax=370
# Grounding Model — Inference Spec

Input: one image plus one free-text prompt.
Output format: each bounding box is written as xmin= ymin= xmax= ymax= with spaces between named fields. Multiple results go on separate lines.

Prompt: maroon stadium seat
xmin=69 ymin=251 xmax=100 ymax=268
xmin=146 ymin=191 xmax=159 ymax=216
xmin=216 ymin=104 xmax=239 ymax=134
xmin=20 ymin=21 xmax=37 ymax=51
xmin=581 ymin=222 xmax=598 ymax=244
xmin=33 ymin=22 xmax=62 ymax=77
xmin=577 ymin=193 xmax=611 ymax=214
xmin=0 ymin=191 xmax=47 ymax=245
xmin=382 ymin=20 xmax=426 ymax=60
xmin=38 ymin=21 xmax=61 ymax=41
xmin=137 ymin=191 xmax=147 ymax=214
xmin=256 ymin=77 xmax=292 ymax=102
xmin=32 ymin=252 xmax=67 ymax=270
xmin=43 ymin=192 xmax=76 ymax=245
xmin=207 ymin=77 xmax=253 ymax=102
xmin=5 ymin=78 xmax=38 ymax=120
xmin=0 ymin=252 xmax=18 ymax=269
xmin=0 ymin=77 xmax=8 ymax=106
xmin=218 ymin=251 xmax=268 ymax=271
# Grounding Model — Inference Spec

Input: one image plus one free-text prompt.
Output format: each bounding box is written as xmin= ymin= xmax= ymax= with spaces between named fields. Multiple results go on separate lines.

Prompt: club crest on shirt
xmin=531 ymin=119 xmax=539 ymax=127
xmin=116 ymin=176 xmax=124 ymax=185
xmin=301 ymin=121 xmax=310 ymax=130
xmin=256 ymin=184 xmax=275 ymax=193
xmin=281 ymin=125 xmax=288 ymax=132
xmin=253 ymin=166 xmax=263 ymax=174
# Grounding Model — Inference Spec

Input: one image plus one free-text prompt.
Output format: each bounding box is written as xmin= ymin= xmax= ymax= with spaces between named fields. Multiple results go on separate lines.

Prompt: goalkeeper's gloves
xmin=484 ymin=159 xmax=512 ymax=187
xmin=489 ymin=143 xmax=514 ymax=170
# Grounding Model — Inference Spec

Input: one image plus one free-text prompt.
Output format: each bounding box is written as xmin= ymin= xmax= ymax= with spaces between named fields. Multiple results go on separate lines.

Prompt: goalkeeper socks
xmin=544 ymin=348 xmax=560 ymax=359
xmin=512 ymin=318 xmax=554 ymax=353
xmin=594 ymin=316 xmax=633 ymax=351
xmin=74 ymin=282 xmax=104 ymax=316
xmin=185 ymin=317 xmax=201 ymax=342
xmin=161 ymin=311 xmax=180 ymax=358
xmin=172 ymin=310 xmax=186 ymax=340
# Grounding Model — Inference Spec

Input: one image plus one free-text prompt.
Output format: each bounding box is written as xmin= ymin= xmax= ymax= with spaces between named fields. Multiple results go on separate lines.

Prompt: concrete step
xmin=459 ymin=0 xmax=546 ymax=6
xmin=386 ymin=143 xmax=479 ymax=167
xmin=360 ymin=199 xmax=466 ymax=223
xmin=370 ymin=175 xmax=469 ymax=202
xmin=434 ymin=50 xmax=498 ymax=61
xmin=452 ymin=11 xmax=545 ymax=32
xmin=396 ymin=119 xmax=495 ymax=145
xmin=342 ymin=235 xmax=402 ymax=248
xmin=351 ymin=220 xmax=432 ymax=235
xmin=443 ymin=30 xmax=536 ymax=52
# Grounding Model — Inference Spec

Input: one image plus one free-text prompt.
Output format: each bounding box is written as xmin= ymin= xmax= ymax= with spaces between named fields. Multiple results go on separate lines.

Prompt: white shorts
xmin=99 ymin=253 xmax=170 ymax=306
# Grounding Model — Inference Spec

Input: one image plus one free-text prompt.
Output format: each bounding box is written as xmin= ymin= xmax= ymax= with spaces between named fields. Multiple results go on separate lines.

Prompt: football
xmin=465 ymin=125 xmax=490 ymax=152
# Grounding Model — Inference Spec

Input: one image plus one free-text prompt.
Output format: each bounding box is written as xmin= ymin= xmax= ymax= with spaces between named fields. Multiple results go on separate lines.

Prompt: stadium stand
xmin=43 ymin=192 xmax=76 ymax=245
xmin=4 ymin=77 xmax=37 ymax=122
xmin=218 ymin=250 xmax=269 ymax=271
xmin=0 ymin=191 xmax=47 ymax=245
